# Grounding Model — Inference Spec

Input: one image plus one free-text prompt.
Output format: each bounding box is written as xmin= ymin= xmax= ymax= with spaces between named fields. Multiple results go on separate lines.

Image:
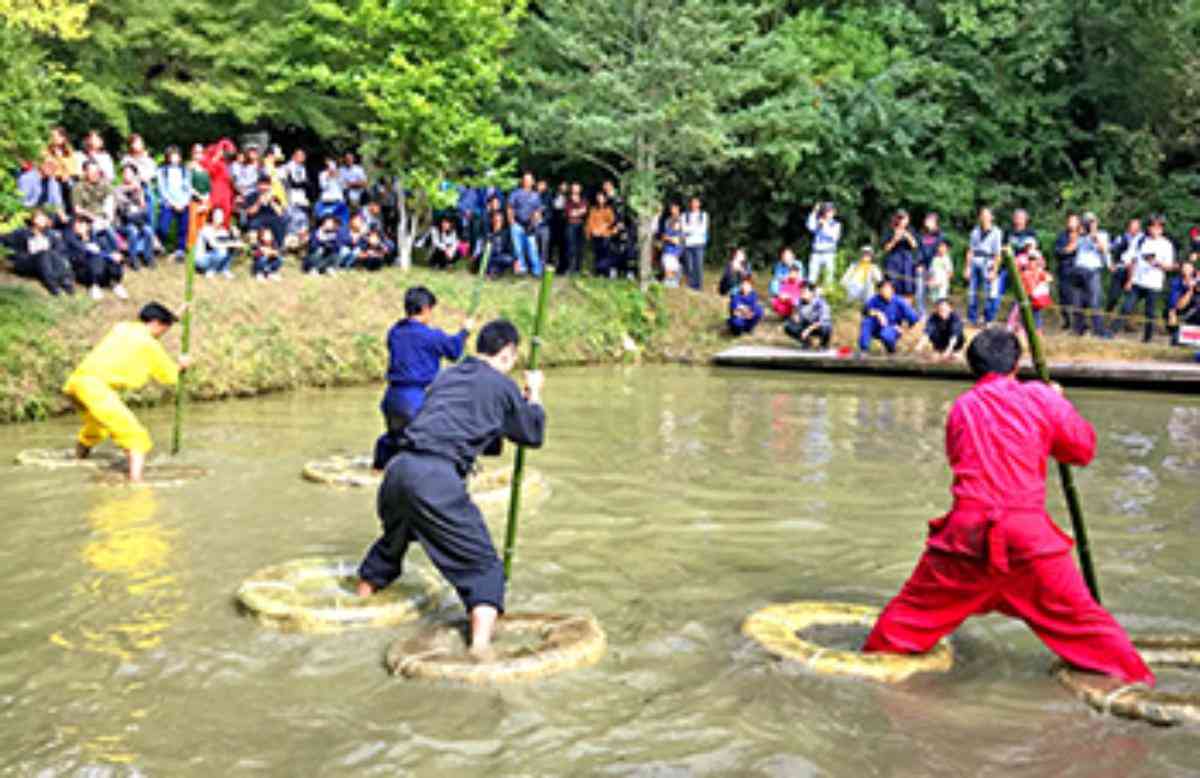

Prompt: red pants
xmin=864 ymin=549 xmax=1154 ymax=685
xmin=771 ymin=297 xmax=795 ymax=318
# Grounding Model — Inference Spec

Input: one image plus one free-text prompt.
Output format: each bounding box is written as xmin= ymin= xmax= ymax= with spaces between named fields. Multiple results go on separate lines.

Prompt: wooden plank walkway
xmin=712 ymin=345 xmax=1200 ymax=393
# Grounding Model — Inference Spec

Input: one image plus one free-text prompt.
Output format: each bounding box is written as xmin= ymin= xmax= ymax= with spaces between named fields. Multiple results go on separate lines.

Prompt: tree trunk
xmin=394 ymin=182 xmax=420 ymax=271
xmin=637 ymin=209 xmax=659 ymax=290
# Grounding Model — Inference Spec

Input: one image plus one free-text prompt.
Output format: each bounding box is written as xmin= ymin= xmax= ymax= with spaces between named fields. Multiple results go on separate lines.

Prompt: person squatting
xmin=862 ymin=327 xmax=1154 ymax=686
xmin=371 ymin=286 xmax=473 ymax=471
xmin=357 ymin=320 xmax=546 ymax=656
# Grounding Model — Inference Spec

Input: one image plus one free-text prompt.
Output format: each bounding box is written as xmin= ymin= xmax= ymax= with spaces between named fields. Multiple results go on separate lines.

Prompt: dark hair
xmin=967 ymin=326 xmax=1021 ymax=377
xmin=139 ymin=302 xmax=178 ymax=325
xmin=477 ymin=319 xmax=520 ymax=356
xmin=404 ymin=286 xmax=437 ymax=317
xmin=877 ymin=279 xmax=893 ymax=291
xmin=165 ymin=144 xmax=180 ymax=157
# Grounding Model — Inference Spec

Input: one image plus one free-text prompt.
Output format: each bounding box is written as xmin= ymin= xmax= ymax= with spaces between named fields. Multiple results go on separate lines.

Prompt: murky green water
xmin=2 ymin=366 xmax=1198 ymax=776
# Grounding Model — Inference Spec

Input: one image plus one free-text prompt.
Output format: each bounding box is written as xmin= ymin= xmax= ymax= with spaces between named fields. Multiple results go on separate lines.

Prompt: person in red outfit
xmin=863 ymin=327 xmax=1154 ymax=686
xmin=201 ymin=138 xmax=237 ymax=228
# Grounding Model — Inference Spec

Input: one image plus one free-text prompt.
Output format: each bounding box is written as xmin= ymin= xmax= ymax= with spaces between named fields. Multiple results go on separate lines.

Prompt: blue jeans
xmin=967 ymin=260 xmax=1005 ymax=323
xmin=1070 ymin=267 xmax=1107 ymax=336
xmin=914 ymin=266 xmax=927 ymax=317
xmin=197 ymin=250 xmax=231 ymax=273
xmin=122 ymin=223 xmax=156 ymax=265
xmin=157 ymin=205 xmax=189 ymax=254
xmin=683 ymin=246 xmax=705 ymax=290
xmin=510 ymin=222 xmax=542 ymax=276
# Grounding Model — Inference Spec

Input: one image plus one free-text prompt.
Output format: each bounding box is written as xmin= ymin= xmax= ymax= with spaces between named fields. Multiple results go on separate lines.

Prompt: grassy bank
xmin=0 ymin=265 xmax=1191 ymax=424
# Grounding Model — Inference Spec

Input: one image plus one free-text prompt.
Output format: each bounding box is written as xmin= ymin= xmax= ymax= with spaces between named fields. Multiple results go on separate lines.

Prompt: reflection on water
xmin=0 ymin=366 xmax=1197 ymax=776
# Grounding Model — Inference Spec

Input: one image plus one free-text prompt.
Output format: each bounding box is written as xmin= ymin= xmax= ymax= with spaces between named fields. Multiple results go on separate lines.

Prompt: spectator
xmin=232 ymin=145 xmax=262 ymax=213
xmin=339 ymin=152 xmax=368 ymax=211
xmin=426 ymin=217 xmax=461 ymax=269
xmin=194 ymin=208 xmax=239 ymax=278
xmin=186 ymin=143 xmax=212 ymax=250
xmin=283 ymin=149 xmax=309 ymax=209
xmin=44 ymin=127 xmax=79 ymax=208
xmin=585 ymin=191 xmax=619 ymax=277
xmin=64 ymin=215 xmax=126 ymax=300
xmin=284 ymin=223 xmax=311 ymax=268
xmin=1006 ymin=249 xmax=1054 ymax=333
xmin=1053 ymin=213 xmax=1081 ymax=330
xmin=915 ymin=212 xmax=944 ymax=317
xmin=563 ymin=182 xmax=588 ymax=274
xmin=342 ymin=214 xmax=370 ymax=269
xmin=2 ymin=209 xmax=74 ymax=296
xmin=120 ymin=134 xmax=158 ymax=206
xmin=115 ymin=164 xmax=156 ymax=269
xmin=507 ymin=171 xmax=544 ymax=276
xmin=920 ymin=298 xmax=965 ymax=360
xmin=1069 ymin=211 xmax=1111 ymax=337
xmin=727 ymin=274 xmax=764 ymax=336
xmin=550 ymin=181 xmax=568 ymax=268
xmin=770 ymin=265 xmax=805 ymax=319
xmin=264 ymin=145 xmax=290 ymax=208
xmin=244 ymin=173 xmax=287 ymax=248
xmin=1106 ymin=218 xmax=1142 ymax=329
xmin=316 ymin=157 xmax=349 ymax=227
xmin=964 ymin=207 xmax=1004 ymax=324
xmin=1121 ymin=214 xmax=1175 ymax=342
xmin=681 ymin=196 xmax=709 ymax=291
xmin=19 ymin=159 xmax=66 ymax=218
xmin=356 ymin=229 xmax=390 ymax=272
xmin=535 ymin=179 xmax=553 ymax=268
xmin=926 ymin=239 xmax=954 ymax=304
xmin=306 ymin=214 xmax=350 ymax=275
xmin=77 ymin=131 xmax=115 ymax=183
xmin=483 ymin=210 xmax=516 ymax=276
xmin=1168 ymin=260 xmax=1200 ymax=344
xmin=252 ymin=228 xmax=283 ymax=281
xmin=858 ymin=279 xmax=920 ymax=355
xmin=784 ymin=284 xmax=833 ymax=349
xmin=157 ymin=146 xmax=192 ymax=261
xmin=201 ymin=138 xmax=237 ymax=228
xmin=1006 ymin=208 xmax=1039 ymax=255
xmin=841 ymin=245 xmax=883 ymax=305
xmin=659 ymin=202 xmax=684 ymax=288
xmin=72 ymin=161 xmax=118 ymax=251
xmin=717 ymin=247 xmax=750 ymax=296
xmin=806 ymin=201 xmax=842 ymax=287
xmin=882 ymin=209 xmax=919 ymax=306
xmin=769 ymin=246 xmax=804 ymax=297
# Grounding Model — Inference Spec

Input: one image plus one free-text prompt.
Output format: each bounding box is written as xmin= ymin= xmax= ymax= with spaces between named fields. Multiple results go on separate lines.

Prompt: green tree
xmin=506 ymin=0 xmax=761 ymax=284
xmin=277 ymin=0 xmax=523 ymax=269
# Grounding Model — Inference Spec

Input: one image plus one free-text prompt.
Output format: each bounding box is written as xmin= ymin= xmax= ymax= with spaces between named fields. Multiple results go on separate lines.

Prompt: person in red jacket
xmin=202 ymin=138 xmax=237 ymax=228
xmin=863 ymin=327 xmax=1154 ymax=686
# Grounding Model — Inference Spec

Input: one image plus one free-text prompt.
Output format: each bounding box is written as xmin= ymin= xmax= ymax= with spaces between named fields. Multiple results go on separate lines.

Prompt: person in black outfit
xmin=922 ymin=298 xmax=965 ymax=359
xmin=357 ymin=319 xmax=546 ymax=657
xmin=1 ymin=210 xmax=74 ymax=296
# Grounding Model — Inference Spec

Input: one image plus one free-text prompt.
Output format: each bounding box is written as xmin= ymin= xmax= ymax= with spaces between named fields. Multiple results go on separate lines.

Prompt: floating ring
xmin=1055 ymin=634 xmax=1200 ymax=726
xmin=741 ymin=601 xmax=954 ymax=683
xmin=386 ymin=612 xmax=607 ymax=684
xmin=236 ymin=557 xmax=443 ymax=633
xmin=15 ymin=447 xmax=126 ymax=470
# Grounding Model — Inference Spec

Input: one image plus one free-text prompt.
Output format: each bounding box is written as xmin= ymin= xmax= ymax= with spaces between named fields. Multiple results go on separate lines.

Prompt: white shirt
xmin=1074 ymin=230 xmax=1110 ymax=271
xmin=681 ymin=210 xmax=708 ymax=247
xmin=1132 ymin=236 xmax=1175 ymax=291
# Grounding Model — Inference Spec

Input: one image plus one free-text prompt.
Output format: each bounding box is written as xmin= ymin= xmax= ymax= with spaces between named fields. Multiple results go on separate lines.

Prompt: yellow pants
xmin=64 ymin=375 xmax=153 ymax=454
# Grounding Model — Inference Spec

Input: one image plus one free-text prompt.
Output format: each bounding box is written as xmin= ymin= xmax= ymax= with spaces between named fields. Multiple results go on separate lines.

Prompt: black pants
xmin=929 ymin=331 xmax=966 ymax=353
xmin=784 ymin=320 xmax=831 ymax=349
xmin=14 ymin=249 xmax=73 ymax=295
xmin=247 ymin=213 xmax=286 ymax=248
xmin=1121 ymin=287 xmax=1160 ymax=342
xmin=429 ymin=247 xmax=455 ymax=269
xmin=358 ymin=452 xmax=505 ymax=613
xmin=563 ymin=224 xmax=584 ymax=274
xmin=371 ymin=410 xmax=412 ymax=471
xmin=1058 ymin=262 xmax=1075 ymax=328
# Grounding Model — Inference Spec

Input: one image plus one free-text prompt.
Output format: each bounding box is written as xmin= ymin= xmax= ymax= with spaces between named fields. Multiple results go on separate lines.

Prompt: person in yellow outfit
xmin=63 ymin=302 xmax=192 ymax=482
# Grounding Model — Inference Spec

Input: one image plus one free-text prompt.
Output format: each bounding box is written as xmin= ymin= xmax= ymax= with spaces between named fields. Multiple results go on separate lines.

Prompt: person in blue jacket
xmin=859 ymin=279 xmax=921 ymax=354
xmin=728 ymin=274 xmax=764 ymax=336
xmin=371 ymin=286 xmax=474 ymax=470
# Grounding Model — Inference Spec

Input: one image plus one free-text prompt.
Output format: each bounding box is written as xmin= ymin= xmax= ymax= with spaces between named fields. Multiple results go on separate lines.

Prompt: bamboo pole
xmin=170 ymin=243 xmax=198 ymax=455
xmin=502 ymin=269 xmax=554 ymax=580
xmin=1001 ymin=248 xmax=1101 ymax=602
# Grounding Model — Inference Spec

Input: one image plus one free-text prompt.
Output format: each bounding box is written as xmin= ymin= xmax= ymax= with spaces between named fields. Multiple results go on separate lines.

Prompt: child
xmin=770 ymin=247 xmax=804 ymax=297
xmin=718 ymin=248 xmax=750 ymax=296
xmin=342 ymin=215 xmax=370 ymax=270
xmin=306 ymin=215 xmax=349 ymax=275
xmin=253 ymin=228 xmax=282 ymax=281
xmin=926 ymin=240 xmax=954 ymax=303
xmin=427 ymin=217 xmax=461 ymax=269
xmin=115 ymin=164 xmax=156 ymax=269
xmin=771 ymin=265 xmax=805 ymax=319
xmin=659 ymin=205 xmax=683 ymax=288
xmin=195 ymin=208 xmax=238 ymax=278
xmin=921 ymin=298 xmax=966 ymax=360
xmin=728 ymin=274 xmax=764 ymax=336
xmin=841 ymin=245 xmax=883 ymax=305
xmin=1007 ymin=249 xmax=1053 ymax=333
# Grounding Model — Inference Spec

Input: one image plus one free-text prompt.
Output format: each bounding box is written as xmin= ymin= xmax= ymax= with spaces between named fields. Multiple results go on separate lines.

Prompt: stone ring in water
xmin=1055 ymin=634 xmax=1200 ymax=726
xmin=386 ymin=612 xmax=607 ymax=684
xmin=236 ymin=557 xmax=443 ymax=633
xmin=15 ymin=447 xmax=126 ymax=470
xmin=741 ymin=601 xmax=954 ymax=683
xmin=300 ymin=454 xmax=550 ymax=511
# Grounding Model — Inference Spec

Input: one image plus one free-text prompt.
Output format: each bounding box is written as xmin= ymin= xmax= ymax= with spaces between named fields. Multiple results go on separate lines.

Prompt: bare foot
xmin=468 ymin=643 xmax=497 ymax=663
xmin=356 ymin=579 xmax=376 ymax=598
xmin=75 ymin=443 xmax=92 ymax=460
